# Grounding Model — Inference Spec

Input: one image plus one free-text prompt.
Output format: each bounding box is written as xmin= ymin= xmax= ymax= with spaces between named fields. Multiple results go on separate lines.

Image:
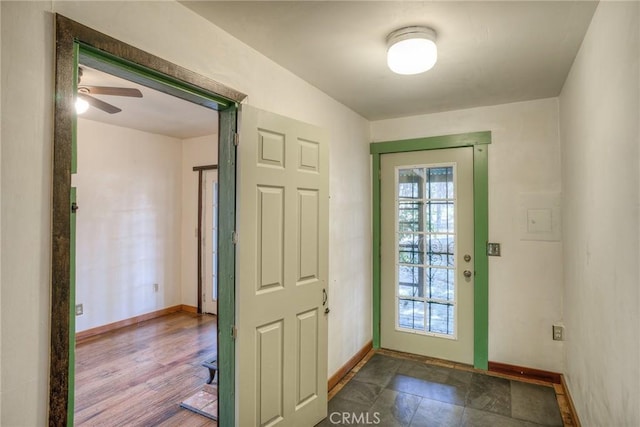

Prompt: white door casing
xmin=203 ymin=169 xmax=218 ymax=315
xmin=380 ymin=147 xmax=474 ymax=365
xmin=236 ymin=105 xmax=329 ymax=426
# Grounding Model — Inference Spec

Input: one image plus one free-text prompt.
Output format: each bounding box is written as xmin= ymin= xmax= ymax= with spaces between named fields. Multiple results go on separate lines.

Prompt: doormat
xmin=180 ymin=383 xmax=218 ymax=421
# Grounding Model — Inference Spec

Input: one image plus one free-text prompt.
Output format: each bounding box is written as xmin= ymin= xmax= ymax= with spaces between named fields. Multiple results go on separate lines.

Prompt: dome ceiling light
xmin=386 ymin=26 xmax=438 ymax=75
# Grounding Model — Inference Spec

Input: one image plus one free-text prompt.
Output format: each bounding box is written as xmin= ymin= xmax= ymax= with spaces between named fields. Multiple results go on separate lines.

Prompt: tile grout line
xmin=329 ymin=348 xmax=570 ymax=426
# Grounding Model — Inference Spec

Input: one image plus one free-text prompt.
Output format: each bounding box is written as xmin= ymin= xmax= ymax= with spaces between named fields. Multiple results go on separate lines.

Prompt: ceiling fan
xmin=77 ymin=67 xmax=143 ymax=114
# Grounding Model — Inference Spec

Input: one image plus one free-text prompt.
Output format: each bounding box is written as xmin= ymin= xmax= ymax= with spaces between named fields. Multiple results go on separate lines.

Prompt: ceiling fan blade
xmin=83 ymin=86 xmax=143 ymax=98
xmin=79 ymin=94 xmax=122 ymax=114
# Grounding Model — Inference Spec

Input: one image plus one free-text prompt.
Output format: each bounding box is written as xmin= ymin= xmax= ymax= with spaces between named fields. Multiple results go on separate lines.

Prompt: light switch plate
xmin=487 ymin=242 xmax=501 ymax=256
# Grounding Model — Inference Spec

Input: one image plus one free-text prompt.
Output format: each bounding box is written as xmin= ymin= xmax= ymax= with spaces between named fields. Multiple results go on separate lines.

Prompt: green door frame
xmin=370 ymin=131 xmax=491 ymax=369
xmin=51 ymin=14 xmax=245 ymax=426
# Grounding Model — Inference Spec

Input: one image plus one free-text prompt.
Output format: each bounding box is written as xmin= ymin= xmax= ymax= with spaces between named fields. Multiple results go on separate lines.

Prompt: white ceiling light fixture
xmin=387 ymin=26 xmax=438 ymax=75
xmin=75 ymin=97 xmax=89 ymax=115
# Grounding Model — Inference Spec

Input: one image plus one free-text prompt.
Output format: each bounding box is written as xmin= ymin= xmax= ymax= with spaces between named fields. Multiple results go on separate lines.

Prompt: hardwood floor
xmin=75 ymin=311 xmax=218 ymax=426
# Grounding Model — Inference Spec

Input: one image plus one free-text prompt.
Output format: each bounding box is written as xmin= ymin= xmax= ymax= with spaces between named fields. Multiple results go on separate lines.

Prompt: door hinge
xmin=71 ymin=202 xmax=79 ymax=213
xmin=233 ymin=132 xmax=239 ymax=146
xmin=232 ymin=231 xmax=238 ymax=244
xmin=231 ymin=325 xmax=237 ymax=339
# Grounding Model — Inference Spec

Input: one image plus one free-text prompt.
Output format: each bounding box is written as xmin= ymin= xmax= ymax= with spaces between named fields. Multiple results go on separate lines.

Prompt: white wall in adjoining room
xmin=75 ymin=119 xmax=183 ymax=332
xmin=371 ymin=97 xmax=564 ymax=372
xmin=181 ymin=132 xmax=218 ymax=309
xmin=559 ymin=2 xmax=640 ymax=426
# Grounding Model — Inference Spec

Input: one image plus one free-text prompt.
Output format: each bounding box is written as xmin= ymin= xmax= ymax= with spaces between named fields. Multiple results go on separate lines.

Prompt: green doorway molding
xmin=370 ymin=131 xmax=491 ymax=370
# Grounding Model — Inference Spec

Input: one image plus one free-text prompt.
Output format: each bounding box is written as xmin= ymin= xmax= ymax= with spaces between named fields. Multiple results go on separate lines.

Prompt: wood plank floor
xmin=75 ymin=311 xmax=218 ymax=426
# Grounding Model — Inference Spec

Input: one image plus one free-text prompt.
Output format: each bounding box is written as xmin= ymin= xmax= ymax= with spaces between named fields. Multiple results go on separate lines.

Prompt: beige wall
xmin=1 ymin=3 xmax=54 ymax=425
xmin=78 ymin=118 xmax=219 ymax=330
xmin=371 ymin=98 xmax=564 ymax=372
xmin=0 ymin=1 xmax=371 ymax=425
xmin=559 ymin=2 xmax=640 ymax=425
xmin=75 ymin=119 xmax=183 ymax=332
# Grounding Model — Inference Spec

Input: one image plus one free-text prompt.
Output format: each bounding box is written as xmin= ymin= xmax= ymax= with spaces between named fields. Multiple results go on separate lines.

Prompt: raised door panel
xmin=237 ymin=105 xmax=328 ymax=426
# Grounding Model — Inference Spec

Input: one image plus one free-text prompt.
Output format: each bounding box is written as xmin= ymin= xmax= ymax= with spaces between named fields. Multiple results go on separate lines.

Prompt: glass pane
xmin=212 ymin=253 xmax=218 ymax=300
xmin=425 ymin=202 xmax=454 ymax=233
xmin=398 ymin=299 xmax=425 ymax=330
xmin=213 ymin=182 xmax=218 ymax=227
xmin=398 ymin=168 xmax=424 ymax=199
xmin=398 ymin=201 xmax=423 ymax=232
xmin=398 ymin=266 xmax=425 ymax=297
xmin=427 ymin=167 xmax=454 ymax=199
xmin=427 ymin=268 xmax=454 ymax=301
xmin=212 ymin=182 xmax=218 ymax=301
xmin=395 ymin=163 xmax=457 ymax=337
xmin=426 ymin=234 xmax=454 ymax=267
xmin=398 ymin=233 xmax=423 ymax=265
xmin=427 ymin=303 xmax=454 ymax=335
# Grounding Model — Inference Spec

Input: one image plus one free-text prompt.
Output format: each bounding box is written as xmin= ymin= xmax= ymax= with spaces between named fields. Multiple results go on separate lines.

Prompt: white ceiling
xmin=79 ymin=65 xmax=218 ymax=139
xmin=83 ymin=1 xmax=597 ymax=135
xmin=182 ymin=0 xmax=598 ymax=120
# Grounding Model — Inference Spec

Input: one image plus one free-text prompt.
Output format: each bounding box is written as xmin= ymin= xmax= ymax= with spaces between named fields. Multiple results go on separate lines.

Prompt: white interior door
xmin=380 ymin=147 xmax=475 ymax=365
xmin=236 ymin=105 xmax=329 ymax=426
xmin=203 ymin=169 xmax=218 ymax=315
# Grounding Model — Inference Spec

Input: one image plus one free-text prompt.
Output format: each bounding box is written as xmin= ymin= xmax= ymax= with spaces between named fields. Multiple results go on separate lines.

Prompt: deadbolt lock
xmin=463 ymin=270 xmax=473 ymax=278
xmin=464 ymin=254 xmax=471 ymax=262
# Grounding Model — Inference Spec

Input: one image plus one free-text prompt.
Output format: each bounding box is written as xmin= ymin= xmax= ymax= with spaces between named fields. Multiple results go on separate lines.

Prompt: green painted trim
xmin=370 ymin=131 xmax=491 ymax=369
xmin=78 ymin=44 xmax=234 ymax=110
xmin=472 ymin=146 xmax=489 ymax=370
xmin=371 ymin=154 xmax=381 ymax=349
xmin=218 ymin=108 xmax=237 ymax=427
xmin=370 ymin=131 xmax=491 ymax=155
xmin=68 ymin=187 xmax=77 ymax=426
xmin=71 ymin=43 xmax=79 ymax=175
xmin=68 ymin=42 xmax=80 ymax=426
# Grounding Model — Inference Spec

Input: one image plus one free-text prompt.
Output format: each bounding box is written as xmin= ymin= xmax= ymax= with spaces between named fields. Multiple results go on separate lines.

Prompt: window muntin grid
xmin=395 ymin=164 xmax=457 ymax=338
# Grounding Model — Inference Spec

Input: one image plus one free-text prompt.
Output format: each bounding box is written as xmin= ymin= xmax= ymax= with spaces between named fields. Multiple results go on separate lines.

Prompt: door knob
xmin=464 ymin=254 xmax=471 ymax=262
xmin=463 ymin=270 xmax=472 ymax=278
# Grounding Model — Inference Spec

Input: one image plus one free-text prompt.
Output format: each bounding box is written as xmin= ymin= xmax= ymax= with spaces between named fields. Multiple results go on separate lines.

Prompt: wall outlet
xmin=76 ymin=304 xmax=83 ymax=316
xmin=553 ymin=324 xmax=564 ymax=341
xmin=153 ymin=283 xmax=159 ymax=292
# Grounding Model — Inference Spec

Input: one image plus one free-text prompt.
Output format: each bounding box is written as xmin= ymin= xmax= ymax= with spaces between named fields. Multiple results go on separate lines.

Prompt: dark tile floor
xmin=318 ymin=354 xmax=563 ymax=427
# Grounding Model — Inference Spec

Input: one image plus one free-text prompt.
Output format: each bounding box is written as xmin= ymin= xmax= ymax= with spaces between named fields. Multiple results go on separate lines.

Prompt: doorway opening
xmin=50 ymin=14 xmax=245 ymax=426
xmin=370 ymin=131 xmax=491 ymax=370
xmin=73 ymin=60 xmax=220 ymax=424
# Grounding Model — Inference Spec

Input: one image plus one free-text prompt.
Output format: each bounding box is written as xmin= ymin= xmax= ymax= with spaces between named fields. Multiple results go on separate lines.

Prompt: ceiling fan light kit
xmin=387 ymin=26 xmax=438 ymax=75
xmin=76 ymin=67 xmax=143 ymax=115
xmin=75 ymin=97 xmax=90 ymax=115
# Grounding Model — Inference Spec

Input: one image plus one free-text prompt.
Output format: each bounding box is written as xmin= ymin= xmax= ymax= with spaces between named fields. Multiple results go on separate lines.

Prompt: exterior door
xmin=236 ymin=105 xmax=329 ymax=426
xmin=203 ymin=169 xmax=218 ymax=315
xmin=380 ymin=147 xmax=475 ymax=365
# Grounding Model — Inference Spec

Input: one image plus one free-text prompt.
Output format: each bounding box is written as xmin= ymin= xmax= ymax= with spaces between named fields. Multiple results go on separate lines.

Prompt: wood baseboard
xmin=488 ymin=361 xmax=562 ymax=384
xmin=76 ymin=305 xmax=185 ymax=344
xmin=328 ymin=340 xmax=373 ymax=391
xmin=180 ymin=304 xmax=198 ymax=313
xmin=559 ymin=374 xmax=582 ymax=426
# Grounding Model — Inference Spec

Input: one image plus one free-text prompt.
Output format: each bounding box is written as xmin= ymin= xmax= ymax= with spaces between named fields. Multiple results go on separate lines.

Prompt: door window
xmin=396 ymin=165 xmax=457 ymax=338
